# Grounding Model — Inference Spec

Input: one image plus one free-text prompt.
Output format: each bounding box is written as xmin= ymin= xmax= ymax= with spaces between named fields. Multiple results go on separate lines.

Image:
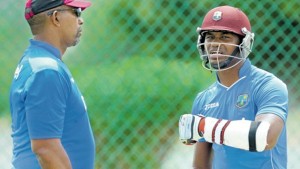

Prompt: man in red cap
xmin=10 ymin=0 xmax=94 ymax=168
xmin=179 ymin=6 xmax=288 ymax=169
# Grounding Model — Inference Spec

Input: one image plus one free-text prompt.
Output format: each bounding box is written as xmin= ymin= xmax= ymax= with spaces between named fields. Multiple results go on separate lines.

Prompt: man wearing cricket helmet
xmin=179 ymin=5 xmax=288 ymax=169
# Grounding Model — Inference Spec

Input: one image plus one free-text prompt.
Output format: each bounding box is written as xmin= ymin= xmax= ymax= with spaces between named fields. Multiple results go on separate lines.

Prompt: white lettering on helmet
xmin=212 ymin=11 xmax=222 ymax=21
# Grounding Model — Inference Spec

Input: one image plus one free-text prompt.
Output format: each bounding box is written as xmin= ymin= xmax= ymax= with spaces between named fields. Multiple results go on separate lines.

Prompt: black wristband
xmin=248 ymin=121 xmax=262 ymax=152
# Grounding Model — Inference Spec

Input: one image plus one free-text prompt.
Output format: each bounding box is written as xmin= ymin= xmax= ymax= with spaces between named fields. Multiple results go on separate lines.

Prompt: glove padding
xmin=179 ymin=114 xmax=203 ymax=145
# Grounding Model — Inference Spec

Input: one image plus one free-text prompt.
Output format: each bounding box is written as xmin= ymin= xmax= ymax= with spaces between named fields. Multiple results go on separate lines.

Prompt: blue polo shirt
xmin=10 ymin=39 xmax=95 ymax=169
xmin=192 ymin=59 xmax=288 ymax=169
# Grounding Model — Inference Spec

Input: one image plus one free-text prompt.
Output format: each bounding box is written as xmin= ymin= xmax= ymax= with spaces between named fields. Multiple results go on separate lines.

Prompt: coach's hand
xmin=179 ymin=114 xmax=204 ymax=145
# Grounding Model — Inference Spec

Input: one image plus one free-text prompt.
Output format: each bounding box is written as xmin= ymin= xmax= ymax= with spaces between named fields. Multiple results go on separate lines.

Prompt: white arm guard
xmin=203 ymin=117 xmax=270 ymax=152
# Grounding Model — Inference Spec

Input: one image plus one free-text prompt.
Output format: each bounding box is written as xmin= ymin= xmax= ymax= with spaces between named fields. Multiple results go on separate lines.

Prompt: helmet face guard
xmin=197 ymin=27 xmax=254 ymax=71
xmin=196 ymin=6 xmax=254 ymax=71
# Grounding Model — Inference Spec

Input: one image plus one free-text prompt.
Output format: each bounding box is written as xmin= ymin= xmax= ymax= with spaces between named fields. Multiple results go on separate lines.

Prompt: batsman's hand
xmin=179 ymin=114 xmax=204 ymax=145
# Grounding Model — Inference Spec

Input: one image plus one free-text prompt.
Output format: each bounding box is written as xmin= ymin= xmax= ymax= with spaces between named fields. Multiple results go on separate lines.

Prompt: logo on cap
xmin=212 ymin=11 xmax=222 ymax=21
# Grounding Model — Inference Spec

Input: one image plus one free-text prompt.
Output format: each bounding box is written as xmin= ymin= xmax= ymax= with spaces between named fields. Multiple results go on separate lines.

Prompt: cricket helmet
xmin=196 ymin=6 xmax=255 ymax=71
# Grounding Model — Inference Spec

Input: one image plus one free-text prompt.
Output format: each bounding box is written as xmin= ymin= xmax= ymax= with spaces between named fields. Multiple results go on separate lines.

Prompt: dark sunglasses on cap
xmin=47 ymin=8 xmax=82 ymax=17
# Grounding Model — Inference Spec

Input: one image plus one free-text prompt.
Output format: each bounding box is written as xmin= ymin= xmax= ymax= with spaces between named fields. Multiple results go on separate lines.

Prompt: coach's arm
xmin=31 ymin=138 xmax=72 ymax=169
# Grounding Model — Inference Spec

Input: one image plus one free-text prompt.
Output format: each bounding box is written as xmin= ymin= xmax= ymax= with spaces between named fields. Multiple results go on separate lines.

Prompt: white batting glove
xmin=179 ymin=114 xmax=204 ymax=145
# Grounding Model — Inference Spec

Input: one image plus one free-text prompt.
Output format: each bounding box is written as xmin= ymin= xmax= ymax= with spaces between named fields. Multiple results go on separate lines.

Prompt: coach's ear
xmin=48 ymin=11 xmax=61 ymax=26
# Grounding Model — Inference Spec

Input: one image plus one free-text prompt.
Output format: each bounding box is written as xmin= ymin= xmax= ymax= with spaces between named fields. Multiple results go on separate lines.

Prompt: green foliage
xmin=70 ymin=56 xmax=214 ymax=168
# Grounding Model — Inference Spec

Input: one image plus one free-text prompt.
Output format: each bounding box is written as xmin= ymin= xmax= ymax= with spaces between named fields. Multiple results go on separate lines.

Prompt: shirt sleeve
xmin=255 ymin=77 xmax=288 ymax=122
xmin=24 ymin=69 xmax=70 ymax=139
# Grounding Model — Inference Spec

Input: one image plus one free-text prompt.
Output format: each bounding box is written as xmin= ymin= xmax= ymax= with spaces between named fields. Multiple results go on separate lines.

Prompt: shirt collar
xmin=239 ymin=58 xmax=251 ymax=78
xmin=29 ymin=39 xmax=61 ymax=59
xmin=215 ymin=58 xmax=251 ymax=87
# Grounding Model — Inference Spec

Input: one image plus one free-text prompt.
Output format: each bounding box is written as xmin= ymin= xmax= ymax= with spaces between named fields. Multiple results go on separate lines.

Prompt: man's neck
xmin=217 ymin=62 xmax=244 ymax=87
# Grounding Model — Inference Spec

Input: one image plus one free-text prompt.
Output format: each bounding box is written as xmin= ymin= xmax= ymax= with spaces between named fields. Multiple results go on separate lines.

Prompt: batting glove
xmin=179 ymin=114 xmax=204 ymax=145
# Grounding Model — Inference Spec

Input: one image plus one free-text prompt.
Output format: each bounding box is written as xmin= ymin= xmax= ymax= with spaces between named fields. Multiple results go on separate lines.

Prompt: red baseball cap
xmin=25 ymin=0 xmax=91 ymax=20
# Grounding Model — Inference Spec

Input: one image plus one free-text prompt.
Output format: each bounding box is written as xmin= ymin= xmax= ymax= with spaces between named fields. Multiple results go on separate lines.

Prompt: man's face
xmin=203 ymin=31 xmax=240 ymax=68
xmin=57 ymin=7 xmax=84 ymax=47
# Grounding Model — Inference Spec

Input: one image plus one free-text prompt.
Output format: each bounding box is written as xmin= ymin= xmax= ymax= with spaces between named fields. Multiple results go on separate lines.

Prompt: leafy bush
xmin=70 ymin=56 xmax=214 ymax=168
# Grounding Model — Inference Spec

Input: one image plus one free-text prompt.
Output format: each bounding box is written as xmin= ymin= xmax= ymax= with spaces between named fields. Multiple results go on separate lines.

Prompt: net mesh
xmin=1 ymin=0 xmax=299 ymax=168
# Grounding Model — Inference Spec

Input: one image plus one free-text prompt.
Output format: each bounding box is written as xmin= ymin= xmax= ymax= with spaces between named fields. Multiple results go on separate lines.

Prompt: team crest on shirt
xmin=236 ymin=94 xmax=249 ymax=108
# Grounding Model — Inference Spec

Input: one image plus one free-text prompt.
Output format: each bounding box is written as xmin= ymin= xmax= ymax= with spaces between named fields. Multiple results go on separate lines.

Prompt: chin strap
xmin=219 ymin=47 xmax=240 ymax=68
xmin=204 ymin=46 xmax=240 ymax=70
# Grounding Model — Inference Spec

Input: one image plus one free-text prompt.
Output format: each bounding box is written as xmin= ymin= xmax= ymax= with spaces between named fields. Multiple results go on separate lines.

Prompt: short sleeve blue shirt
xmin=10 ymin=39 xmax=95 ymax=169
xmin=191 ymin=59 xmax=288 ymax=169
